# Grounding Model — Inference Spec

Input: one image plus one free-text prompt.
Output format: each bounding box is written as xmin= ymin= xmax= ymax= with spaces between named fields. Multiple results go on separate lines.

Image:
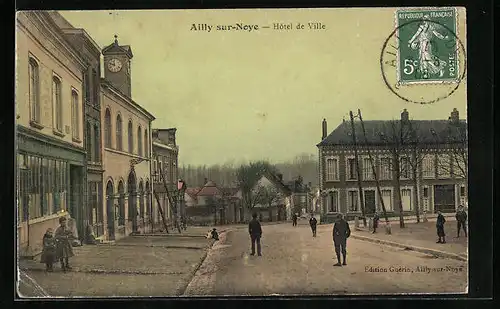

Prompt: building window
xmin=29 ymin=58 xmax=41 ymax=123
xmin=23 ymin=154 xmax=68 ymax=219
xmin=86 ymin=122 xmax=93 ymax=161
xmin=144 ymin=129 xmax=149 ymax=158
xmin=380 ymin=189 xmax=393 ymax=211
xmin=116 ymin=114 xmax=123 ymax=151
xmin=328 ymin=191 xmax=338 ymax=212
xmin=88 ymin=181 xmax=104 ymax=237
xmin=52 ymin=76 xmax=63 ymax=132
xmin=380 ymin=157 xmax=391 ymax=180
xmin=347 ymin=190 xmax=359 ymax=212
xmin=83 ymin=71 xmax=91 ymax=103
xmin=460 ymin=186 xmax=465 ymax=197
xmin=92 ymin=69 xmax=99 ymax=106
xmin=71 ymin=90 xmax=80 ymax=139
xmin=399 ymin=156 xmax=410 ymax=179
xmin=454 ymin=153 xmax=467 ymax=179
xmin=422 ymin=154 xmax=435 ymax=179
xmin=423 ymin=187 xmax=429 ymax=198
xmin=347 ymin=158 xmax=357 ymax=180
xmin=363 ymin=157 xmax=374 ymax=180
xmin=137 ymin=126 xmax=143 ymax=157
xmin=104 ymin=109 xmax=112 ymax=148
xmin=94 ymin=124 xmax=100 ymax=162
xmin=153 ymin=160 xmax=158 ymax=182
xmin=326 ymin=157 xmax=338 ymax=181
xmin=437 ymin=153 xmax=451 ymax=179
xmin=128 ymin=120 xmax=134 ymax=154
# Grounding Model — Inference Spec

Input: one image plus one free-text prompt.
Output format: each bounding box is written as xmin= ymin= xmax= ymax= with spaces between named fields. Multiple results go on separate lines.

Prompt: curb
xmin=350 ymin=233 xmax=467 ymax=262
xmin=129 ymin=234 xmax=208 ymax=238
xmin=18 ymin=267 xmax=185 ymax=275
xmin=109 ymin=244 xmax=208 ymax=250
xmin=177 ymin=229 xmax=232 ymax=296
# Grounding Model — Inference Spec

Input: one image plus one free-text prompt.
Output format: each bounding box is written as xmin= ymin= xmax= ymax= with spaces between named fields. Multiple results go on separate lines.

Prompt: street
xmin=184 ymin=221 xmax=468 ymax=296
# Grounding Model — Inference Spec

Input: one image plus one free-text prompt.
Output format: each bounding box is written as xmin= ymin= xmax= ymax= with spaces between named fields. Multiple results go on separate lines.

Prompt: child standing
xmin=40 ymin=228 xmax=56 ymax=272
xmin=55 ymin=216 xmax=75 ymax=272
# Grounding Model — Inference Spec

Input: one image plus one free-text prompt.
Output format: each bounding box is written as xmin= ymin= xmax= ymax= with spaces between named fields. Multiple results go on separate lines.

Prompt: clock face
xmin=107 ymin=58 xmax=123 ymax=73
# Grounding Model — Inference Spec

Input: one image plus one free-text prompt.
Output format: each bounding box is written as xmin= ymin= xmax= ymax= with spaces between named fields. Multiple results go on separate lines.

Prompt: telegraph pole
xmin=349 ymin=111 xmax=366 ymax=227
xmin=358 ymin=109 xmax=389 ymax=223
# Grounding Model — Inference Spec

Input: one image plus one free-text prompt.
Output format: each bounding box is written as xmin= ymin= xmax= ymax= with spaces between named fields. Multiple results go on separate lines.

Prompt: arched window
xmin=118 ymin=180 xmax=125 ymax=226
xmin=104 ymin=109 xmax=112 ymax=148
xmin=28 ymin=58 xmax=40 ymax=123
xmin=116 ymin=114 xmax=123 ymax=151
xmin=71 ymin=90 xmax=80 ymax=139
xmin=94 ymin=124 xmax=100 ymax=162
xmin=86 ymin=122 xmax=93 ymax=161
xmin=128 ymin=120 xmax=134 ymax=154
xmin=144 ymin=129 xmax=149 ymax=158
xmin=52 ymin=76 xmax=63 ymax=132
xmin=137 ymin=126 xmax=143 ymax=157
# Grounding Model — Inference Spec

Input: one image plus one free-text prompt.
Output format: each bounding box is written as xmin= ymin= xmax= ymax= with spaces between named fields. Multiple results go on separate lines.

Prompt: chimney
xmin=401 ymin=109 xmax=409 ymax=122
xmin=450 ymin=108 xmax=459 ymax=123
xmin=321 ymin=118 xmax=327 ymax=140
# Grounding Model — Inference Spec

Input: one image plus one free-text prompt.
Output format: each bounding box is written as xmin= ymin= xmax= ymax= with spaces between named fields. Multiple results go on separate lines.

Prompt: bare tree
xmin=434 ymin=122 xmax=468 ymax=182
xmin=379 ymin=119 xmax=414 ymax=228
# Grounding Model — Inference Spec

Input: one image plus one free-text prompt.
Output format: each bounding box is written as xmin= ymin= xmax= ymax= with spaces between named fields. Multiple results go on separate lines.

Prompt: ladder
xmin=157 ymin=163 xmax=182 ymax=233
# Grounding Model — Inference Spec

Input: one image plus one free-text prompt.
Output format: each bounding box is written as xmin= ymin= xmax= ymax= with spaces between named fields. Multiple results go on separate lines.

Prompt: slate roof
xmin=102 ymin=39 xmax=133 ymax=58
xmin=317 ymin=119 xmax=467 ymax=147
xmin=262 ymin=171 xmax=292 ymax=196
xmin=185 ymin=187 xmax=200 ymax=198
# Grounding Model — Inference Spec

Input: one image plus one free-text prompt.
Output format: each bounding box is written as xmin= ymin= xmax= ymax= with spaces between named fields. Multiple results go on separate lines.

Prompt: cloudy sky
xmin=60 ymin=8 xmax=467 ymax=166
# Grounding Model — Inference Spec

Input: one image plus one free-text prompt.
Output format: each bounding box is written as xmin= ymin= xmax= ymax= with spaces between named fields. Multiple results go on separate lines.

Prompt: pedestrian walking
xmin=333 ymin=213 xmax=351 ymax=266
xmin=292 ymin=213 xmax=298 ymax=227
xmin=309 ymin=213 xmax=317 ymax=237
xmin=40 ymin=228 xmax=56 ymax=272
xmin=372 ymin=212 xmax=380 ymax=234
xmin=55 ymin=216 xmax=75 ymax=272
xmin=436 ymin=210 xmax=446 ymax=244
xmin=248 ymin=212 xmax=262 ymax=256
xmin=455 ymin=206 xmax=468 ymax=238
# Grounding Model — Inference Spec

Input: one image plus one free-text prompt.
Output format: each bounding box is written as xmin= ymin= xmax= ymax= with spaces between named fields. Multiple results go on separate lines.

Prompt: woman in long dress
xmin=408 ymin=15 xmax=449 ymax=78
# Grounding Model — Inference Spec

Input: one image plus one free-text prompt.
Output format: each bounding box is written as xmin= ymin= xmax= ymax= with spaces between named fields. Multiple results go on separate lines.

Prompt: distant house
xmin=249 ymin=172 xmax=292 ymax=222
xmin=285 ymin=178 xmax=314 ymax=216
xmin=184 ymin=180 xmax=242 ymax=225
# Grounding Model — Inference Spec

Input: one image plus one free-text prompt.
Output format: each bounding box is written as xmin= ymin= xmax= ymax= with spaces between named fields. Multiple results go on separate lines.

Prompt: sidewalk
xmin=350 ymin=218 xmax=468 ymax=261
xmin=19 ymin=233 xmax=215 ymax=274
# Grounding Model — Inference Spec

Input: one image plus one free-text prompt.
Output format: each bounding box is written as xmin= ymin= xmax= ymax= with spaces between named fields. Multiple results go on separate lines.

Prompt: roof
xmin=317 ymin=119 xmax=467 ymax=147
xmin=220 ymin=187 xmax=240 ymax=197
xmin=102 ymin=38 xmax=133 ymax=58
xmin=196 ymin=181 xmax=222 ymax=196
xmin=185 ymin=187 xmax=200 ymax=198
xmin=262 ymin=171 xmax=292 ymax=196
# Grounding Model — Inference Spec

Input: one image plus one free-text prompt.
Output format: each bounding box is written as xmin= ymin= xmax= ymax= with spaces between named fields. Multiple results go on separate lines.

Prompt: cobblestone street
xmin=184 ymin=221 xmax=468 ymax=296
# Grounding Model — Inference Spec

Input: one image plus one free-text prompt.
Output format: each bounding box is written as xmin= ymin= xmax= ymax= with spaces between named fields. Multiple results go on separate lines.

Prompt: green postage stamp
xmin=396 ymin=8 xmax=459 ymax=84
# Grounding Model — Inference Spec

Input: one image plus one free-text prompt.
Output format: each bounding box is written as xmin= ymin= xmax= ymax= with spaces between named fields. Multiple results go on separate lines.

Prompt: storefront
xmin=17 ymin=126 xmax=86 ymax=257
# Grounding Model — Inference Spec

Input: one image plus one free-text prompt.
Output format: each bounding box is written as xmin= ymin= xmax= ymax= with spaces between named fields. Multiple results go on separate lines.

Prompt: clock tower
xmin=102 ymin=35 xmax=133 ymax=98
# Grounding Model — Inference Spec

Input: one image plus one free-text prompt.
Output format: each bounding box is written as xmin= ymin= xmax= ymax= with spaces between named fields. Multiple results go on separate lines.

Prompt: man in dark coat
xmin=292 ymin=213 xmax=298 ymax=227
xmin=333 ymin=213 xmax=351 ymax=266
xmin=309 ymin=213 xmax=318 ymax=237
xmin=372 ymin=212 xmax=380 ymax=234
xmin=455 ymin=206 xmax=468 ymax=238
xmin=248 ymin=212 xmax=262 ymax=256
xmin=436 ymin=210 xmax=446 ymax=243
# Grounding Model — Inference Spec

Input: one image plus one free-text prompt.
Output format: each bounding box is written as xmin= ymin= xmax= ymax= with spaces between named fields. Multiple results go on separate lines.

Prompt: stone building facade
xmin=151 ymin=128 xmax=179 ymax=226
xmin=317 ymin=109 xmax=468 ymax=220
xmin=101 ymin=37 xmax=155 ymax=240
xmin=16 ymin=11 xmax=87 ymax=255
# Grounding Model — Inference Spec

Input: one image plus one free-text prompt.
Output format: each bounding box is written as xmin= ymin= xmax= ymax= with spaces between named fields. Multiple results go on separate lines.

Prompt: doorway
xmin=128 ymin=171 xmax=137 ymax=233
xmin=69 ymin=165 xmax=83 ymax=241
xmin=364 ymin=190 xmax=376 ymax=215
xmin=434 ymin=184 xmax=456 ymax=213
xmin=106 ymin=180 xmax=115 ymax=240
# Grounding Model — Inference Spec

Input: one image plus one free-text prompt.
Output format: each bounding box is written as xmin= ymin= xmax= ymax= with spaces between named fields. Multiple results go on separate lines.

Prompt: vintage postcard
xmin=15 ymin=7 xmax=468 ymax=297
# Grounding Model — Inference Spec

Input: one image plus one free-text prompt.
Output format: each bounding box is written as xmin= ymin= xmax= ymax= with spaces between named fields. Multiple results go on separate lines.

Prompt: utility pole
xmin=358 ymin=109 xmax=389 ymax=223
xmin=349 ymin=111 xmax=366 ymax=227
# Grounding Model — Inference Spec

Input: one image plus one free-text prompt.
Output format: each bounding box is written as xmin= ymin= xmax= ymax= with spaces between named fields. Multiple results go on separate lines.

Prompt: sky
xmin=60 ymin=8 xmax=467 ymax=166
